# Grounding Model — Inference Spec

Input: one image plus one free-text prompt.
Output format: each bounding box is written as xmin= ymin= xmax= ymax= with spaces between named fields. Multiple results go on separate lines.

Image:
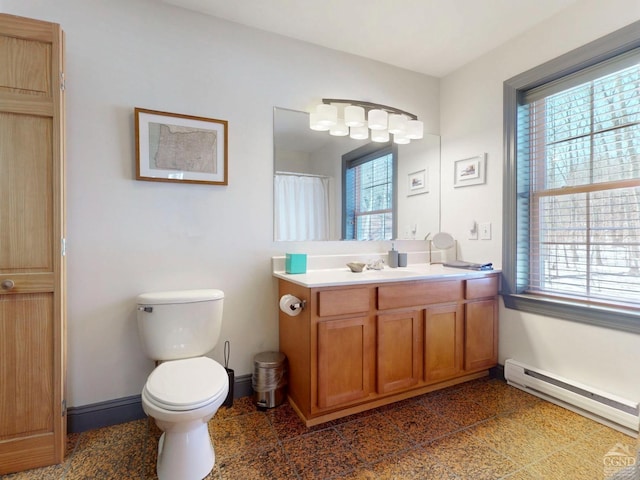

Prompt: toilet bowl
xmin=141 ymin=357 xmax=228 ymax=480
xmin=136 ymin=289 xmax=227 ymax=480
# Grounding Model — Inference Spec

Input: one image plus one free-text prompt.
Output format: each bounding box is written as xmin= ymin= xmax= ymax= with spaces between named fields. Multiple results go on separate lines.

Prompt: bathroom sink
xmin=366 ymin=268 xmax=423 ymax=278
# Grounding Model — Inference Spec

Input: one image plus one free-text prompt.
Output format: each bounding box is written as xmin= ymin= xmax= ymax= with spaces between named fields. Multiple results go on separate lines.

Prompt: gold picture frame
xmin=135 ymin=108 xmax=228 ymax=185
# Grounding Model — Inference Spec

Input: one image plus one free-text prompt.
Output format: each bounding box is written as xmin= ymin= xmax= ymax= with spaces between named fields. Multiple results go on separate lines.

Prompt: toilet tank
xmin=136 ymin=289 xmax=224 ymax=361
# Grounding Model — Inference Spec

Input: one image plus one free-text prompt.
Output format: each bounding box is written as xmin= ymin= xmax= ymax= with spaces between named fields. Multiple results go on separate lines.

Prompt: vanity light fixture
xmin=309 ymin=99 xmax=424 ymax=144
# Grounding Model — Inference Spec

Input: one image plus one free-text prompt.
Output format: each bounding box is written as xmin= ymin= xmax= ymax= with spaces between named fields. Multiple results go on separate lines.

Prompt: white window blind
xmin=344 ymin=148 xmax=395 ymax=241
xmin=517 ymin=55 xmax=640 ymax=307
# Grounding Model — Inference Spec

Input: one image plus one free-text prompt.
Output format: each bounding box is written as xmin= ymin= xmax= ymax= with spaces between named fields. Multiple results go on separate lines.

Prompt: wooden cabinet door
xmin=465 ymin=299 xmax=498 ymax=371
xmin=376 ymin=311 xmax=421 ymax=394
xmin=423 ymin=304 xmax=463 ymax=383
xmin=0 ymin=14 xmax=66 ymax=474
xmin=316 ymin=316 xmax=372 ymax=409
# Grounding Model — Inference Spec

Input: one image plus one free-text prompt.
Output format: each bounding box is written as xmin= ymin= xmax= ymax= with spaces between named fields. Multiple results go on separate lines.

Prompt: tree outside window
xmin=503 ymin=23 xmax=640 ymax=333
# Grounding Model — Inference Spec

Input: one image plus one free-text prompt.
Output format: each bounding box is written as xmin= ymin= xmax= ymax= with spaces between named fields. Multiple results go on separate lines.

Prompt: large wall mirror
xmin=273 ymin=107 xmax=440 ymax=241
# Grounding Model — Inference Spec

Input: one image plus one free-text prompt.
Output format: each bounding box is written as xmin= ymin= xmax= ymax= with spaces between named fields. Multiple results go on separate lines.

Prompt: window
xmin=342 ymin=143 xmax=397 ymax=240
xmin=503 ymin=21 xmax=640 ymax=333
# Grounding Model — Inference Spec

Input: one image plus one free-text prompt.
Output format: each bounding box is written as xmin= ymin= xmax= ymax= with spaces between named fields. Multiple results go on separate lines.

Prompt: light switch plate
xmin=479 ymin=222 xmax=491 ymax=240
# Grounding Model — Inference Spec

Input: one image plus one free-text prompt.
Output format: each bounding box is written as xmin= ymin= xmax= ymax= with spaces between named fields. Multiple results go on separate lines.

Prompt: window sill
xmin=501 ymin=292 xmax=640 ymax=334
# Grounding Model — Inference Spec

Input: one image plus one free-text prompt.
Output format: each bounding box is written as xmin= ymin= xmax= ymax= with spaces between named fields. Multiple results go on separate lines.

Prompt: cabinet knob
xmin=1 ymin=279 xmax=15 ymax=290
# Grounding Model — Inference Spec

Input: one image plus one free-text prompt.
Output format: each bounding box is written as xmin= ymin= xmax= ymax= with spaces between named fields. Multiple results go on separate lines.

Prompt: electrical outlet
xmin=479 ymin=222 xmax=491 ymax=240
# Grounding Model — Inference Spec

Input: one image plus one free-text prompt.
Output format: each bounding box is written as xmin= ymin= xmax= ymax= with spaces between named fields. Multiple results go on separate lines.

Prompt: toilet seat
xmin=144 ymin=357 xmax=227 ymax=411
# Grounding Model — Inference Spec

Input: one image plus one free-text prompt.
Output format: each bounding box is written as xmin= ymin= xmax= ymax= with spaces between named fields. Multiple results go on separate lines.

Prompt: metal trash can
xmin=252 ymin=351 xmax=287 ymax=409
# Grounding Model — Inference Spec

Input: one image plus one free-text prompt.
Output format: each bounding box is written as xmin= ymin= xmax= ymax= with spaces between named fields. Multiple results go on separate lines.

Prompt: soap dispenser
xmin=388 ymin=243 xmax=399 ymax=268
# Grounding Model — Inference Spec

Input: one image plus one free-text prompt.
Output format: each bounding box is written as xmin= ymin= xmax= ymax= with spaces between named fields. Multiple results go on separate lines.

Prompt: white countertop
xmin=273 ymin=263 xmax=499 ymax=288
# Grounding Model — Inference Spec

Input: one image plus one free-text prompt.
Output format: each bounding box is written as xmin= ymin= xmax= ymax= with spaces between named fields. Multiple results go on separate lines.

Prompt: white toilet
xmin=136 ymin=289 xmax=229 ymax=480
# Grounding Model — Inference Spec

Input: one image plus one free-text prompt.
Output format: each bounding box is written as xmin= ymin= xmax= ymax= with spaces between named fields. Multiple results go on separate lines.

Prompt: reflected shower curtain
xmin=274 ymin=174 xmax=330 ymax=241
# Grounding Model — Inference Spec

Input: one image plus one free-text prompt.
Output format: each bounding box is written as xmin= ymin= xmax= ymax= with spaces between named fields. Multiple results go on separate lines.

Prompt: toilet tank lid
xmin=137 ymin=289 xmax=224 ymax=305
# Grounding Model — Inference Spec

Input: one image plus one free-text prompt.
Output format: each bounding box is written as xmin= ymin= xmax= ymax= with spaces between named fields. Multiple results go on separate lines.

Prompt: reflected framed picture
xmin=454 ymin=153 xmax=486 ymax=188
xmin=408 ymin=169 xmax=428 ymax=196
xmin=135 ymin=108 xmax=228 ymax=185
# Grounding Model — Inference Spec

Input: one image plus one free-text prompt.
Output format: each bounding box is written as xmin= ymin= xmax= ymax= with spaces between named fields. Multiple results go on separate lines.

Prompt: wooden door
xmin=423 ymin=303 xmax=463 ymax=383
xmin=316 ymin=316 xmax=372 ymax=409
xmin=376 ymin=310 xmax=421 ymax=394
xmin=464 ymin=299 xmax=498 ymax=372
xmin=0 ymin=14 xmax=66 ymax=474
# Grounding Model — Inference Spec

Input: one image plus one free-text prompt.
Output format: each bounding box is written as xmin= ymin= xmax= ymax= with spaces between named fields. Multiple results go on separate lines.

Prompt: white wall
xmin=6 ymin=0 xmax=639 ymax=409
xmin=396 ymin=136 xmax=441 ymax=240
xmin=1 ymin=0 xmax=439 ymax=406
xmin=440 ymin=0 xmax=640 ymax=401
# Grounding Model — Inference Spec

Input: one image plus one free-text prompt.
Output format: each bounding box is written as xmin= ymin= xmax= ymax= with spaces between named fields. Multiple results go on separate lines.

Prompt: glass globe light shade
xmin=371 ymin=129 xmax=389 ymax=142
xmin=309 ymin=112 xmax=330 ymax=131
xmin=329 ymin=118 xmax=349 ymax=136
xmin=316 ymin=104 xmax=337 ymax=127
xmin=388 ymin=114 xmax=408 ymax=135
xmin=350 ymin=125 xmax=369 ymax=140
xmin=344 ymin=105 xmax=365 ymax=127
xmin=368 ymin=109 xmax=388 ymax=130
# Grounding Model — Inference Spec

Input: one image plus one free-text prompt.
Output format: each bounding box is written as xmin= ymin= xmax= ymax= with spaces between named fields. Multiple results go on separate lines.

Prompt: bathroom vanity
xmin=275 ymin=264 xmax=499 ymax=426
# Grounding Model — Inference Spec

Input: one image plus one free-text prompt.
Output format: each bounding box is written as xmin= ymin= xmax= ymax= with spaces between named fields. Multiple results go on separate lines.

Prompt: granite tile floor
xmin=3 ymin=377 xmax=638 ymax=480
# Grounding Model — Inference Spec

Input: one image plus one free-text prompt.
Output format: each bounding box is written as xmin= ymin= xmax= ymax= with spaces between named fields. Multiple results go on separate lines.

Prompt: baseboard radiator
xmin=504 ymin=359 xmax=639 ymax=437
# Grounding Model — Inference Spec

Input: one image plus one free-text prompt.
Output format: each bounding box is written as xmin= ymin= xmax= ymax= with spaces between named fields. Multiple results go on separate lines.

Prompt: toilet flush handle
xmin=137 ymin=306 xmax=153 ymax=313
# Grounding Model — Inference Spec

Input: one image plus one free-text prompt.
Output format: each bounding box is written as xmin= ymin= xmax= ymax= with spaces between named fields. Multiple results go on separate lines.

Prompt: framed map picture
xmin=135 ymin=108 xmax=228 ymax=185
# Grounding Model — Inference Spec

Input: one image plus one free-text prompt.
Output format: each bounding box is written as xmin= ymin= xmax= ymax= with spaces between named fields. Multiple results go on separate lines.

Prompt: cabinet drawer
xmin=378 ymin=280 xmax=462 ymax=310
xmin=318 ymin=288 xmax=370 ymax=317
xmin=465 ymin=276 xmax=498 ymax=299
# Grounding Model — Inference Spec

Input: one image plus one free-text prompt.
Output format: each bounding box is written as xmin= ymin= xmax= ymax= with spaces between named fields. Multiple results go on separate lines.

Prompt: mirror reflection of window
xmin=342 ymin=143 xmax=397 ymax=240
xmin=273 ymin=107 xmax=441 ymax=241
